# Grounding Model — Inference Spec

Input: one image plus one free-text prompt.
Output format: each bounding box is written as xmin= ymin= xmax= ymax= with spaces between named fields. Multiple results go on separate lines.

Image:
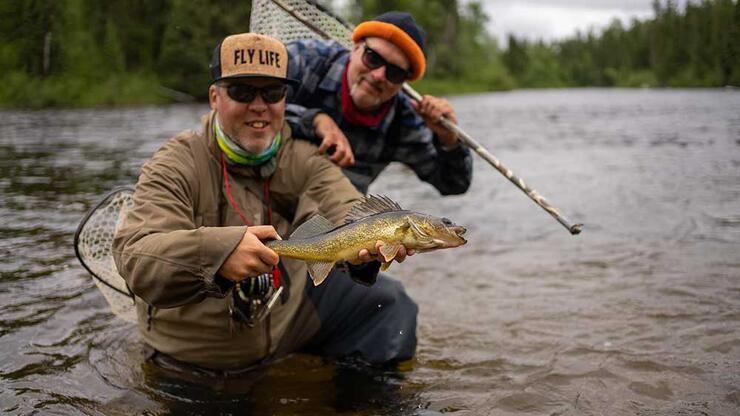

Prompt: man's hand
xmin=410 ymin=95 xmax=459 ymax=149
xmin=352 ymin=241 xmax=416 ymax=265
xmin=218 ymin=226 xmax=280 ymax=282
xmin=313 ymin=113 xmax=355 ymax=167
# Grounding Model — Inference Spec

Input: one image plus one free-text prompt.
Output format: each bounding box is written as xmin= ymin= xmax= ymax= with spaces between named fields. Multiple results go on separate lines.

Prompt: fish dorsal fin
xmin=306 ymin=261 xmax=335 ymax=286
xmin=344 ymin=195 xmax=404 ymax=224
xmin=290 ymin=214 xmax=334 ymax=240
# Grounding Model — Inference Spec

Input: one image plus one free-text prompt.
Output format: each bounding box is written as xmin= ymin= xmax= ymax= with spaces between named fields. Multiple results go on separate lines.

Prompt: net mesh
xmin=249 ymin=0 xmax=353 ymax=47
xmin=74 ymin=187 xmax=137 ymax=323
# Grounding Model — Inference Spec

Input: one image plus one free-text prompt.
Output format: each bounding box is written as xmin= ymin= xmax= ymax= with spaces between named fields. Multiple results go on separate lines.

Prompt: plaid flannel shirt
xmin=285 ymin=39 xmax=472 ymax=195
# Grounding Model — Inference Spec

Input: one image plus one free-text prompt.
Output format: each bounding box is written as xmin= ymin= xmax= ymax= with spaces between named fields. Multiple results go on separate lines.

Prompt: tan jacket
xmin=112 ymin=111 xmax=362 ymax=369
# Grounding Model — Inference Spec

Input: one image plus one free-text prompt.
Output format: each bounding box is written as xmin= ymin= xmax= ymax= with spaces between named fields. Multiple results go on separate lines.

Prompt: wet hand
xmin=410 ymin=95 xmax=459 ymax=148
xmin=314 ymin=113 xmax=355 ymax=167
xmin=219 ymin=225 xmax=281 ymax=282
xmin=353 ymin=241 xmax=416 ymax=264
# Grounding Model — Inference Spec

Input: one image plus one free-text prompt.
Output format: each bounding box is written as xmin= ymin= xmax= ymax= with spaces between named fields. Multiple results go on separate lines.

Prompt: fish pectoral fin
xmin=380 ymin=261 xmax=392 ymax=272
xmin=379 ymin=242 xmax=402 ymax=262
xmin=306 ymin=261 xmax=335 ymax=286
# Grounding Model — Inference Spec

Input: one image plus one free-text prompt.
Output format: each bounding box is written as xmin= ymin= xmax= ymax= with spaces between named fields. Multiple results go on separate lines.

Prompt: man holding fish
xmin=112 ymin=32 xmax=465 ymax=379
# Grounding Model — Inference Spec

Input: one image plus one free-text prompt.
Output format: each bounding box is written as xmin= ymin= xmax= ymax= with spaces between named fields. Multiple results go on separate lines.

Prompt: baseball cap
xmin=209 ymin=32 xmax=297 ymax=84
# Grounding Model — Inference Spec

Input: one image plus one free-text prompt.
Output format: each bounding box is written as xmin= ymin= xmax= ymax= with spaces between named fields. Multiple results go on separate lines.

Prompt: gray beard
xmin=350 ymin=78 xmax=383 ymax=111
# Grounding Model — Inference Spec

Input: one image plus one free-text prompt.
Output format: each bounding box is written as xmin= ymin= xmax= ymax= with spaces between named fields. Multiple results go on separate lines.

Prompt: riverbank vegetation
xmin=1 ymin=0 xmax=737 ymax=108
xmin=501 ymin=0 xmax=740 ymax=89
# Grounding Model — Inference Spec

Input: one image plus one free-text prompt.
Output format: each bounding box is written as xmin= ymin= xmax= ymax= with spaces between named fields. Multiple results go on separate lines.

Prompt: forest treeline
xmin=1 ymin=0 xmax=737 ymax=108
xmin=502 ymin=0 xmax=740 ymax=89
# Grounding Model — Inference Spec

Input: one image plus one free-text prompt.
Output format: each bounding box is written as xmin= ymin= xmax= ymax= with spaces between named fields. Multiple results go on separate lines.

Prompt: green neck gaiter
xmin=214 ymin=118 xmax=281 ymax=166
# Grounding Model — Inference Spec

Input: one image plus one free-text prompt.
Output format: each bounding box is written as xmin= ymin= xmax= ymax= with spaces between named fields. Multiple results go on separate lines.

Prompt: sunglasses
xmin=221 ymin=83 xmax=288 ymax=104
xmin=361 ymin=44 xmax=411 ymax=84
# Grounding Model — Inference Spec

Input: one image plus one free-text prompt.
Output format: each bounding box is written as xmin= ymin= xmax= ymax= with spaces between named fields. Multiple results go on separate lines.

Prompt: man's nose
xmin=368 ymin=65 xmax=387 ymax=83
xmin=248 ymin=94 xmax=267 ymax=111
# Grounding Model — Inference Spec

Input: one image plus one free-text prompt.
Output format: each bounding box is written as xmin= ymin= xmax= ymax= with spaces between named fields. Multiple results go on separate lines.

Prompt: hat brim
xmin=213 ymin=74 xmax=300 ymax=85
xmin=352 ymin=21 xmax=425 ymax=81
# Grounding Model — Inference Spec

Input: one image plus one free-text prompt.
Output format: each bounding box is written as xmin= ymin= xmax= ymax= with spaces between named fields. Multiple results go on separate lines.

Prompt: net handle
xmin=73 ymin=186 xmax=137 ymax=298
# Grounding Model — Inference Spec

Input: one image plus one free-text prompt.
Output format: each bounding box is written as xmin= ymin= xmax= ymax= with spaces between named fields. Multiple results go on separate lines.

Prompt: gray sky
xmin=477 ymin=0 xmax=688 ymax=44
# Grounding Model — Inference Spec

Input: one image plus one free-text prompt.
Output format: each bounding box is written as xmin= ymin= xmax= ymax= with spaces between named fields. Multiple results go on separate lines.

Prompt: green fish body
xmin=266 ymin=195 xmax=466 ymax=285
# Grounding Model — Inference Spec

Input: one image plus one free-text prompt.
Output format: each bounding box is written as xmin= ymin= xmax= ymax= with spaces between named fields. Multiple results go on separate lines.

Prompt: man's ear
xmin=208 ymin=85 xmax=219 ymax=110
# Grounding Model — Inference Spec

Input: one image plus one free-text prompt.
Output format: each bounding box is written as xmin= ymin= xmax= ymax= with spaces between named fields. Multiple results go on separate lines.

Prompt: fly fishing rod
xmin=261 ymin=0 xmax=582 ymax=235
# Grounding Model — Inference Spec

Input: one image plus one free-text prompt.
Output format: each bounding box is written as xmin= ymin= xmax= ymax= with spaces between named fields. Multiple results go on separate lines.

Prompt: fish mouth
xmin=450 ymin=226 xmax=467 ymax=245
xmin=450 ymin=225 xmax=466 ymax=236
xmin=429 ymin=225 xmax=467 ymax=247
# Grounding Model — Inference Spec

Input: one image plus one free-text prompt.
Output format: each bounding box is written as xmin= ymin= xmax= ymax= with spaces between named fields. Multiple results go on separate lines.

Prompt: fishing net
xmin=74 ymin=187 xmax=137 ymax=323
xmin=249 ymin=0 xmax=353 ymax=47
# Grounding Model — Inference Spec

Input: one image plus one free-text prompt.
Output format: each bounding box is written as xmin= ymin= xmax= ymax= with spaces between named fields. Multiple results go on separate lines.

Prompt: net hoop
xmin=74 ymin=186 xmax=137 ymax=323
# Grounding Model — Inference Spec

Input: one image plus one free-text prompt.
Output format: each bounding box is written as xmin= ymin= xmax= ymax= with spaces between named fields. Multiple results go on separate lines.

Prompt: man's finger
xmin=336 ymin=145 xmax=354 ymax=166
xmin=245 ymin=261 xmax=274 ymax=278
xmin=340 ymin=146 xmax=355 ymax=166
xmin=328 ymin=146 xmax=344 ymax=162
xmin=318 ymin=138 xmax=332 ymax=154
xmin=340 ymin=153 xmax=354 ymax=167
xmin=258 ymin=248 xmax=279 ymax=267
xmin=249 ymin=225 xmax=280 ymax=240
xmin=349 ymin=248 xmax=373 ymax=264
xmin=394 ymin=247 xmax=406 ymax=263
xmin=409 ymin=99 xmax=420 ymax=113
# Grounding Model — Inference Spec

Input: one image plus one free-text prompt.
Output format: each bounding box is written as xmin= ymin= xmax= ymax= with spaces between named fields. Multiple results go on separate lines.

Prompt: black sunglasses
xmin=361 ymin=44 xmax=411 ymax=84
xmin=221 ymin=83 xmax=288 ymax=104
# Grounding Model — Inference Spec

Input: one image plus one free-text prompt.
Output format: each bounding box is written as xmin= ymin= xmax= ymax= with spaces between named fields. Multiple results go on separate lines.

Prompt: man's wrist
xmin=312 ymin=112 xmax=329 ymax=132
xmin=298 ymin=108 xmax=323 ymax=142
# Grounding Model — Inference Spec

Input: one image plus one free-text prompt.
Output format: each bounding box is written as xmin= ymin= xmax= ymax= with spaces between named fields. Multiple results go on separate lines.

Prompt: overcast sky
xmin=476 ymin=0 xmax=689 ymax=44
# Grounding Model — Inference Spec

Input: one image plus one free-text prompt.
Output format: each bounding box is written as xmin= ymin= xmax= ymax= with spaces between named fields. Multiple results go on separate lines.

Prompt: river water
xmin=1 ymin=89 xmax=739 ymax=415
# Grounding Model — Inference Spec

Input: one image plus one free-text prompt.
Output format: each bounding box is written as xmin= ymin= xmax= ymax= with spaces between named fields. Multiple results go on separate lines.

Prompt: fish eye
xmin=441 ymin=217 xmax=453 ymax=226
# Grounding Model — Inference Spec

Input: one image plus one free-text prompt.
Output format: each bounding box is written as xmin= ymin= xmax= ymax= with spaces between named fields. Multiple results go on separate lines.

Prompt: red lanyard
xmin=221 ymin=153 xmax=281 ymax=288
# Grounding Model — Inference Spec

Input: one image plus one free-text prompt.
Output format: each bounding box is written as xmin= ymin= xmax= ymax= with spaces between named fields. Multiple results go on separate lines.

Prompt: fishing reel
xmin=230 ymin=270 xmax=283 ymax=327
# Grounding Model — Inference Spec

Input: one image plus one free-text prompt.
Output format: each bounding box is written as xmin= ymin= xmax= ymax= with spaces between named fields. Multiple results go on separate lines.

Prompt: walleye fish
xmin=266 ymin=195 xmax=467 ymax=285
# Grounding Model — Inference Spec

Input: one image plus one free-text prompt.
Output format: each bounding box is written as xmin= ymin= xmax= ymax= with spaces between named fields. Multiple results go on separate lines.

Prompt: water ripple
xmin=2 ymin=91 xmax=740 ymax=414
